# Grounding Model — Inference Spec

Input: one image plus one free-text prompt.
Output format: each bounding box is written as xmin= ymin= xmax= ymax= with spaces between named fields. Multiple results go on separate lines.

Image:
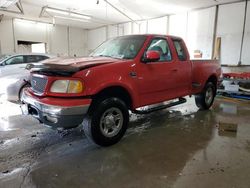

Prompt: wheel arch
xmin=92 ymin=85 xmax=134 ymax=110
xmin=18 ymin=82 xmax=31 ymax=100
xmin=206 ymin=74 xmax=218 ymax=89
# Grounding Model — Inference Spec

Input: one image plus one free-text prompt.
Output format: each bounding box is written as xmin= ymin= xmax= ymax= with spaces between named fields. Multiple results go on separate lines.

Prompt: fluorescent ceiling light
xmin=45 ymin=7 xmax=69 ymax=15
xmin=54 ymin=15 xmax=90 ymax=23
xmin=15 ymin=18 xmax=37 ymax=24
xmin=45 ymin=7 xmax=91 ymax=20
xmin=14 ymin=18 xmax=52 ymax=26
xmin=70 ymin=13 xmax=91 ymax=20
xmin=0 ymin=0 xmax=18 ymax=8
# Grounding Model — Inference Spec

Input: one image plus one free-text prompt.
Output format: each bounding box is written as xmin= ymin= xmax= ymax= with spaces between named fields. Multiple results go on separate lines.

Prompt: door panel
xmin=137 ymin=62 xmax=179 ymax=106
xmin=1 ymin=56 xmax=26 ymax=76
xmin=172 ymin=39 xmax=192 ymax=96
xmin=136 ymin=37 xmax=180 ymax=106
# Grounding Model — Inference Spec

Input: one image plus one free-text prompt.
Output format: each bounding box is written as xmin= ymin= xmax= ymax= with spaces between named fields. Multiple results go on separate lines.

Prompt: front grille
xmin=31 ymin=75 xmax=48 ymax=94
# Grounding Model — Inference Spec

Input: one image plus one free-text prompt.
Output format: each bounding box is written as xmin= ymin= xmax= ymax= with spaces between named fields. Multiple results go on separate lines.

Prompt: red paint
xmin=26 ymin=87 xmax=92 ymax=107
xmin=145 ymin=50 xmax=160 ymax=61
xmin=29 ymin=35 xmax=221 ymax=110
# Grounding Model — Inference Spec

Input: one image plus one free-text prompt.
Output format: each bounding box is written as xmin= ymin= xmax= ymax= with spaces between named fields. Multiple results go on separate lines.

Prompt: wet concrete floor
xmin=0 ymin=96 xmax=250 ymax=188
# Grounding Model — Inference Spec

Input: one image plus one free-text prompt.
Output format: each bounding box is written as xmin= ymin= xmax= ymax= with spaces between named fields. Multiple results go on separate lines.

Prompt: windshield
xmin=0 ymin=54 xmax=11 ymax=62
xmin=90 ymin=36 xmax=147 ymax=60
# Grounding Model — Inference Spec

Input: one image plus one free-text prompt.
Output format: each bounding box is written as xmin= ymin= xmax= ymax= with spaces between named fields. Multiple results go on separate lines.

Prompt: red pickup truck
xmin=22 ymin=34 xmax=221 ymax=146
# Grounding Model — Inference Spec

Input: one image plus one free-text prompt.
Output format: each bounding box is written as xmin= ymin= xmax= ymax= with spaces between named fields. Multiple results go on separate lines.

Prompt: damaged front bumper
xmin=21 ymin=89 xmax=91 ymax=129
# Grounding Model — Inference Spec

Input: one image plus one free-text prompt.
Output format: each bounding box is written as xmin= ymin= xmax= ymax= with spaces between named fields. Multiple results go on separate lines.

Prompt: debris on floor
xmin=218 ymin=72 xmax=250 ymax=100
xmin=218 ymin=122 xmax=238 ymax=138
xmin=218 ymin=122 xmax=238 ymax=132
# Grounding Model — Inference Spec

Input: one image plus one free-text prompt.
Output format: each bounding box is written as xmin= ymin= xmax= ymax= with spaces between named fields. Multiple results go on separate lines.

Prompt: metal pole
xmin=103 ymin=0 xmax=138 ymax=24
xmin=238 ymin=0 xmax=248 ymax=65
xmin=212 ymin=5 xmax=219 ymax=59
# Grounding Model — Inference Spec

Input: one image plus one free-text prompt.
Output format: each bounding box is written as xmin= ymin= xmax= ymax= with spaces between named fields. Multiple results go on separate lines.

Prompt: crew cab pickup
xmin=22 ymin=35 xmax=221 ymax=146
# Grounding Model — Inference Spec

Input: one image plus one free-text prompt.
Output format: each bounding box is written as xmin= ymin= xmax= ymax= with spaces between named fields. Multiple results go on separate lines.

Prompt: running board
xmin=133 ymin=98 xmax=187 ymax=115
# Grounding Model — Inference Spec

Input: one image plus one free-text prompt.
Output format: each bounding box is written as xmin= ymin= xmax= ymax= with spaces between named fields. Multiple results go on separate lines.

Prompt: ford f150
xmin=21 ymin=34 xmax=221 ymax=146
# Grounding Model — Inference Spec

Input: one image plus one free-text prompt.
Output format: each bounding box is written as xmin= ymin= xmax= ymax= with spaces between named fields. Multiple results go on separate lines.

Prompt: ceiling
xmin=0 ymin=0 xmax=243 ymax=29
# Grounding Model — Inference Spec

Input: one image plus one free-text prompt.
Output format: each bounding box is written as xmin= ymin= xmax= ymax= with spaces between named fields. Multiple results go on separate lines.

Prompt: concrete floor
xmin=0 ymin=96 xmax=250 ymax=188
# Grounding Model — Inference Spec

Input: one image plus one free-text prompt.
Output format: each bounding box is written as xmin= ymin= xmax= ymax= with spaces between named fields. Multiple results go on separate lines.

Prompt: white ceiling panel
xmin=0 ymin=0 xmax=244 ymax=29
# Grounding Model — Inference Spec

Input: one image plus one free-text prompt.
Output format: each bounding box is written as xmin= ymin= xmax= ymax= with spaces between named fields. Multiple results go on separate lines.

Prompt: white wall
xmin=84 ymin=1 xmax=249 ymax=66
xmin=137 ymin=21 xmax=147 ymax=34
xmin=69 ymin=27 xmax=88 ymax=57
xmin=169 ymin=13 xmax=188 ymax=41
xmin=132 ymin=22 xmax=140 ymax=34
xmin=86 ymin=17 xmax=169 ymax=52
xmin=0 ymin=2 xmax=249 ymax=65
xmin=217 ymin=2 xmax=245 ymax=65
xmin=169 ymin=8 xmax=216 ymax=60
xmin=48 ymin=25 xmax=68 ymax=56
xmin=241 ymin=2 xmax=250 ymax=65
xmin=147 ymin=16 xmax=168 ymax=35
xmin=0 ymin=18 xmax=88 ymax=56
xmin=107 ymin=25 xmax=118 ymax=39
xmin=87 ymin=27 xmax=107 ymax=54
xmin=0 ymin=18 xmax=15 ymax=54
xmin=14 ymin=20 xmax=48 ymax=43
xmin=123 ymin=22 xmax=132 ymax=35
xmin=117 ymin=24 xmax=124 ymax=36
xmin=186 ymin=7 xmax=216 ymax=59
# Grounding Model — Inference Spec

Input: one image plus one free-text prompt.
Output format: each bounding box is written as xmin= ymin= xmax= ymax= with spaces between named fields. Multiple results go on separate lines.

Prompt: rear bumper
xmin=21 ymin=90 xmax=91 ymax=129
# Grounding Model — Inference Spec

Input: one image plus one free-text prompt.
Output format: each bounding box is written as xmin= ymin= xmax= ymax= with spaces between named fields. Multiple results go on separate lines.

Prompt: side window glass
xmin=173 ymin=40 xmax=187 ymax=61
xmin=5 ymin=56 xmax=24 ymax=65
xmin=146 ymin=39 xmax=172 ymax=62
xmin=38 ymin=56 xmax=49 ymax=61
xmin=26 ymin=55 xmax=38 ymax=63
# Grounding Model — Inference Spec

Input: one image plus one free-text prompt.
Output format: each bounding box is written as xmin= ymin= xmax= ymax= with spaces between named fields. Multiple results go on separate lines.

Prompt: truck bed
xmin=191 ymin=59 xmax=221 ymax=94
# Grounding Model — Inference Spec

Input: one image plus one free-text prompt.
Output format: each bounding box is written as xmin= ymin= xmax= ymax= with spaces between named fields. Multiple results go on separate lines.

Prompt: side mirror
xmin=0 ymin=62 xmax=5 ymax=66
xmin=144 ymin=50 xmax=160 ymax=62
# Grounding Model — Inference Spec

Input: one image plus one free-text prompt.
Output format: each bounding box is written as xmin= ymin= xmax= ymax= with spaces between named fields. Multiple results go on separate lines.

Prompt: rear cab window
xmin=173 ymin=39 xmax=187 ymax=61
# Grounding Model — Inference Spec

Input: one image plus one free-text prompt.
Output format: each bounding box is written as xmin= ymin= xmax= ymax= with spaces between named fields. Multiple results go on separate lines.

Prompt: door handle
xmin=129 ymin=72 xmax=137 ymax=78
xmin=171 ymin=69 xmax=178 ymax=72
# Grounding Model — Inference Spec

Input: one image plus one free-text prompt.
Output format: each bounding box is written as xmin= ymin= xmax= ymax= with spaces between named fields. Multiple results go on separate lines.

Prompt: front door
xmin=136 ymin=37 xmax=179 ymax=106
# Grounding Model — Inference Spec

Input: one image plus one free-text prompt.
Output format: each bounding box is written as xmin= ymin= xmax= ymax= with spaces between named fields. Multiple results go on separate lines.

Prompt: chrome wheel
xmin=19 ymin=85 xmax=29 ymax=103
xmin=100 ymin=107 xmax=124 ymax=138
xmin=205 ymin=87 xmax=214 ymax=105
xmin=20 ymin=88 xmax=25 ymax=101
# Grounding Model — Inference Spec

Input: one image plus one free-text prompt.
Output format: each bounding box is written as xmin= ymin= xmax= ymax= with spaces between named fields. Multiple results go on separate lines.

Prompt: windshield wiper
xmin=95 ymin=55 xmax=123 ymax=59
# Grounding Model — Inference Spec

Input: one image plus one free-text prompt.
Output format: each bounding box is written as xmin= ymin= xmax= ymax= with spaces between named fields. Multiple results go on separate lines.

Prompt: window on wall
xmin=17 ymin=41 xmax=46 ymax=54
xmin=32 ymin=43 xmax=46 ymax=53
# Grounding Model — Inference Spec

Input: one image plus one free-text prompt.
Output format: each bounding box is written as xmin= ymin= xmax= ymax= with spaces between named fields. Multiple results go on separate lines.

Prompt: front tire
xmin=83 ymin=97 xmax=129 ymax=147
xmin=19 ymin=84 xmax=30 ymax=103
xmin=195 ymin=82 xmax=216 ymax=110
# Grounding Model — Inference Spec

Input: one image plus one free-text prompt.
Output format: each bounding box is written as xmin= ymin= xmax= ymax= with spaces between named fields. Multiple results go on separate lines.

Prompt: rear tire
xmin=195 ymin=82 xmax=216 ymax=110
xmin=82 ymin=97 xmax=129 ymax=147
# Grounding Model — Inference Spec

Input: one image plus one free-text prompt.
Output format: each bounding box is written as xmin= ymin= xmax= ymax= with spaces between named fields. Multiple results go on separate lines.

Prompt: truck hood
xmin=29 ymin=56 xmax=122 ymax=76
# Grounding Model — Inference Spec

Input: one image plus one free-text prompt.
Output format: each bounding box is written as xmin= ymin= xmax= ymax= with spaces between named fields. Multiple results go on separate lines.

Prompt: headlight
xmin=50 ymin=80 xmax=83 ymax=93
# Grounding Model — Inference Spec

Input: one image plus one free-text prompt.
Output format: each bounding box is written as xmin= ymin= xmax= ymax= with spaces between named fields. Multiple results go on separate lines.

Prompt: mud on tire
xmin=82 ymin=97 xmax=129 ymax=147
xmin=195 ymin=82 xmax=216 ymax=110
